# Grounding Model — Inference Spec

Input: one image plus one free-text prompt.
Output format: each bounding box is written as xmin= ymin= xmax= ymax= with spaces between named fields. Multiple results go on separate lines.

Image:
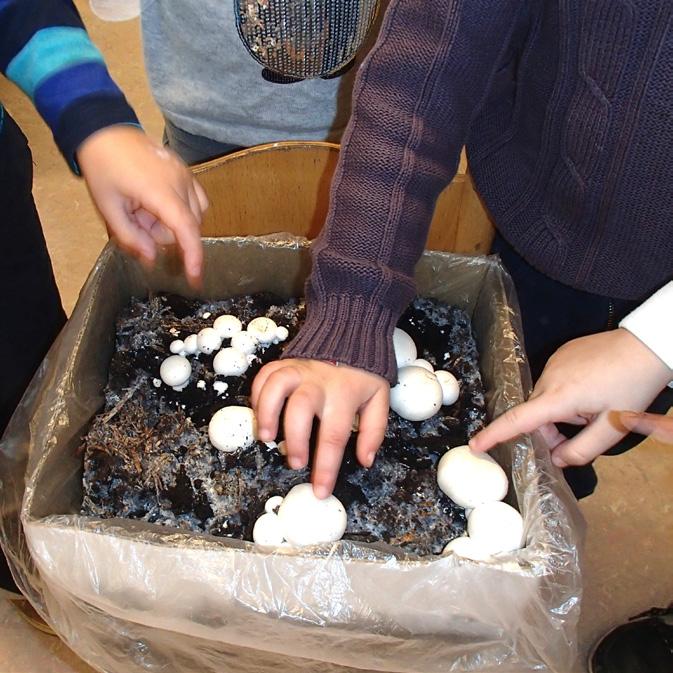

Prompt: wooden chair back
xmin=192 ymin=141 xmax=494 ymax=254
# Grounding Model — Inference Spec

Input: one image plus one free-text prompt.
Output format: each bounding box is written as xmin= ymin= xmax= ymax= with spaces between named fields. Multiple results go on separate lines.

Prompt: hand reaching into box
xmin=469 ymin=328 xmax=673 ymax=467
xmin=252 ymin=358 xmax=389 ymax=498
xmin=77 ymin=126 xmax=208 ymax=288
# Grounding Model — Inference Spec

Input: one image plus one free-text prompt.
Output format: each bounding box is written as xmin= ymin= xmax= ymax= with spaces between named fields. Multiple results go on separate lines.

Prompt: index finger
xmin=469 ymin=394 xmax=569 ymax=452
xmin=141 ymin=188 xmax=203 ymax=287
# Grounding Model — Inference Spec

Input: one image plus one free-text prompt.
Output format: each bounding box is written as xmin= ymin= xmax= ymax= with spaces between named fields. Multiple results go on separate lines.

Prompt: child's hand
xmin=77 ymin=126 xmax=208 ymax=287
xmin=617 ymin=410 xmax=673 ymax=444
xmin=251 ymin=359 xmax=390 ymax=498
xmin=468 ymin=329 xmax=673 ymax=467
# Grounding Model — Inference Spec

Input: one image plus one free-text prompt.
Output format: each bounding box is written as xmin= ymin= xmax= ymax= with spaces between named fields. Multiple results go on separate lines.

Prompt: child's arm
xmin=253 ymin=0 xmax=528 ymax=496
xmin=0 ymin=0 xmax=206 ymax=285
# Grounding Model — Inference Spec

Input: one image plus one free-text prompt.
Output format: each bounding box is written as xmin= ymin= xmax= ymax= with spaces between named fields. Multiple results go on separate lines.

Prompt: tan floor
xmin=1 ymin=2 xmax=672 ymax=672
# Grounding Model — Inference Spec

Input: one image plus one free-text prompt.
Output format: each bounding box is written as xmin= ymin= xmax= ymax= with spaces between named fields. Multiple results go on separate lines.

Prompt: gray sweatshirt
xmin=140 ymin=0 xmax=370 ymax=145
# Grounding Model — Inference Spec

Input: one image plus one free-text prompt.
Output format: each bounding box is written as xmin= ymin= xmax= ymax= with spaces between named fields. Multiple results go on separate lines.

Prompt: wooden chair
xmin=192 ymin=141 xmax=494 ymax=254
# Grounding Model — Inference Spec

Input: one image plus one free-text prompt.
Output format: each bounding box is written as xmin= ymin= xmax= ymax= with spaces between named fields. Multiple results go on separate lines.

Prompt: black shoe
xmin=588 ymin=605 xmax=673 ymax=673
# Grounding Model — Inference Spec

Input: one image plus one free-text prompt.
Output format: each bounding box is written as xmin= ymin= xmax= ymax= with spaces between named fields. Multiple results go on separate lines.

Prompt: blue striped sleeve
xmin=33 ymin=60 xmax=121 ymax=129
xmin=0 ymin=0 xmax=139 ymax=172
xmin=6 ymin=26 xmax=105 ymax=98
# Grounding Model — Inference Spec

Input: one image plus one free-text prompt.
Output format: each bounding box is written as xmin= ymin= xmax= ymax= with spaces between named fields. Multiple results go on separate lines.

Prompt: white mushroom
xmin=169 ymin=339 xmax=185 ymax=355
xmin=412 ymin=358 xmax=434 ymax=372
xmin=197 ymin=327 xmax=222 ymax=354
xmin=436 ymin=445 xmax=508 ymax=508
xmin=183 ymin=334 xmax=199 ymax=355
xmin=231 ymin=331 xmax=258 ymax=355
xmin=213 ymin=381 xmax=229 ymax=396
xmin=277 ymin=483 xmax=347 ymax=547
xmin=208 ymin=406 xmax=257 ymax=453
xmin=467 ymin=501 xmax=524 ymax=555
xmin=159 ymin=355 xmax=191 ymax=390
xmin=264 ymin=495 xmax=284 ymax=513
xmin=435 ymin=370 xmax=460 ymax=406
xmin=247 ymin=317 xmax=278 ymax=345
xmin=393 ymin=328 xmax=417 ymax=368
xmin=252 ymin=512 xmax=285 ymax=546
xmin=213 ymin=347 xmax=249 ymax=376
xmin=442 ymin=536 xmax=493 ymax=562
xmin=389 ymin=366 xmax=443 ymax=421
xmin=213 ymin=314 xmax=243 ymax=338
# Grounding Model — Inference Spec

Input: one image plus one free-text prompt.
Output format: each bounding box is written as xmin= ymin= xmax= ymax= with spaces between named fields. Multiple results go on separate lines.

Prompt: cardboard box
xmin=2 ymin=237 xmax=583 ymax=673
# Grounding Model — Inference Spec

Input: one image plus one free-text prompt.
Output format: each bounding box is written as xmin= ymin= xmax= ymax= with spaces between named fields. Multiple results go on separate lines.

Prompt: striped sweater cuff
xmin=282 ymin=293 xmax=400 ymax=384
xmin=619 ymin=281 xmax=673 ymax=373
xmin=55 ymin=95 xmax=140 ymax=173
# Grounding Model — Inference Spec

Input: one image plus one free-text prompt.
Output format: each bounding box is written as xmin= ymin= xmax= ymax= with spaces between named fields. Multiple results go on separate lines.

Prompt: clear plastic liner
xmin=0 ymin=236 xmax=585 ymax=673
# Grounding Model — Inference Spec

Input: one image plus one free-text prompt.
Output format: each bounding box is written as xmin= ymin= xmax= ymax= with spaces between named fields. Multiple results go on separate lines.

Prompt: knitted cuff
xmin=282 ymin=293 xmax=400 ymax=384
xmin=54 ymin=94 xmax=140 ymax=173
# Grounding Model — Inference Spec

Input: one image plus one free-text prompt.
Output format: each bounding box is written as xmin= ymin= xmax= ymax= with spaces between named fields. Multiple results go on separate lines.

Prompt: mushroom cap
xmin=436 ymin=445 xmax=508 ymax=508
xmin=390 ymin=366 xmax=443 ymax=421
xmin=277 ymin=483 xmax=347 ymax=547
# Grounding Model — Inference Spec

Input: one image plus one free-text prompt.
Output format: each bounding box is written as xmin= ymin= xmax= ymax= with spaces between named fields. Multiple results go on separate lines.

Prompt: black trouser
xmin=492 ymin=232 xmax=673 ymax=499
xmin=0 ymin=110 xmax=67 ymax=593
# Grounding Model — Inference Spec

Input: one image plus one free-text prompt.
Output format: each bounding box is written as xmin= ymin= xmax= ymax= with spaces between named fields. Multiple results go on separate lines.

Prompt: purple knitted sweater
xmin=284 ymin=0 xmax=673 ymax=383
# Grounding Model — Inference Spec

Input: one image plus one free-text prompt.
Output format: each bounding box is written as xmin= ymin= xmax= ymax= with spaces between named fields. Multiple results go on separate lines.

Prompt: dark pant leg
xmin=162 ymin=119 xmax=244 ymax=166
xmin=491 ymin=232 xmax=673 ymax=498
xmin=491 ymin=233 xmax=623 ymax=380
xmin=0 ymin=111 xmax=67 ymax=592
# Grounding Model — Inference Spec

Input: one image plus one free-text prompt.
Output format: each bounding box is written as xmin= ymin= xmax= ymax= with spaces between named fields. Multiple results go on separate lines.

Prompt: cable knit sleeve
xmin=283 ymin=0 xmax=528 ymax=383
xmin=0 ymin=0 xmax=139 ymax=172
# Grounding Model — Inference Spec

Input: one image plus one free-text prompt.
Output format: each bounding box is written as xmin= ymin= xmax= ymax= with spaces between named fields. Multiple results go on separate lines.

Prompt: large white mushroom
xmin=277 ymin=483 xmax=347 ymax=547
xmin=247 ymin=317 xmax=278 ymax=345
xmin=436 ymin=445 xmax=508 ymax=508
xmin=390 ymin=365 xmax=444 ymax=421
xmin=213 ymin=314 xmax=243 ymax=338
xmin=467 ymin=501 xmax=524 ymax=555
